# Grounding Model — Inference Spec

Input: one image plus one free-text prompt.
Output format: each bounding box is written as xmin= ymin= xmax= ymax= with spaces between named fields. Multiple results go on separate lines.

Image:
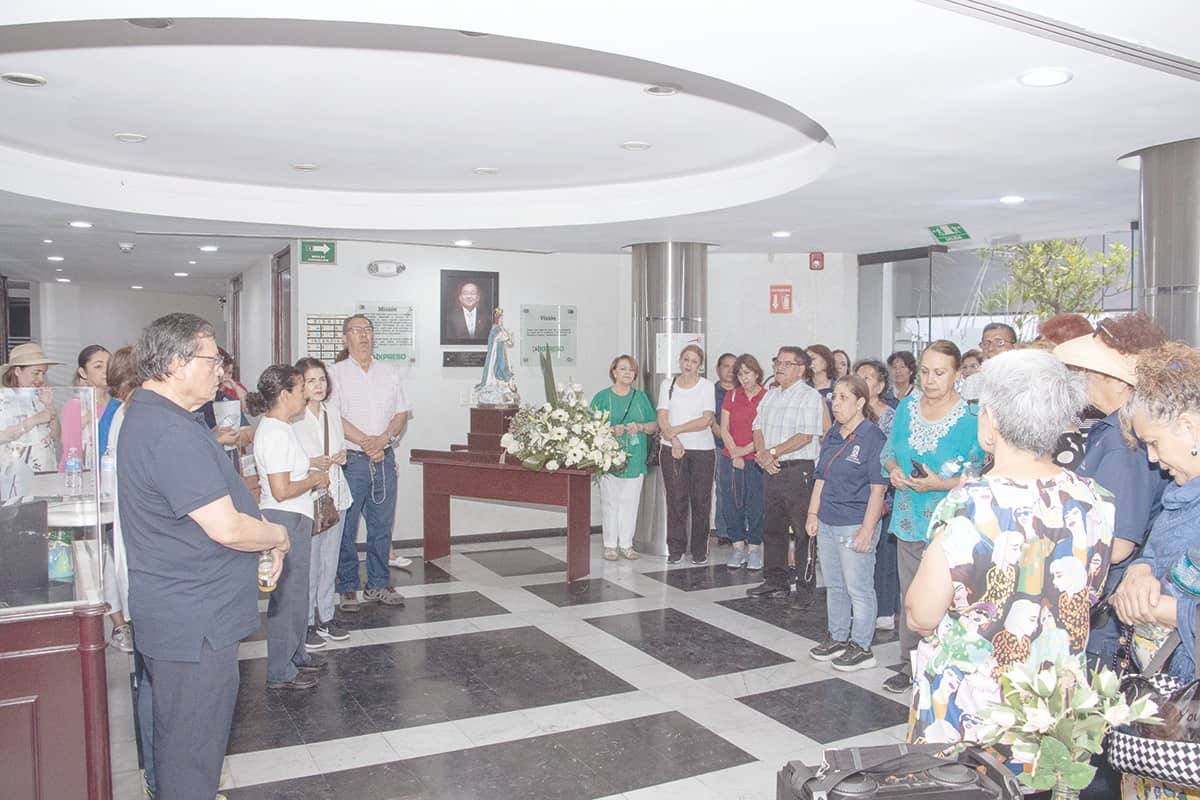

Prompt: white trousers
xmin=599 ymin=473 xmax=644 ymax=550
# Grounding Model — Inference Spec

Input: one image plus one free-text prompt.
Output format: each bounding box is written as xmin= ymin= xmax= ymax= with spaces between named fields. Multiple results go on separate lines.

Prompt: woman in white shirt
xmin=249 ymin=365 xmax=330 ymax=691
xmin=656 ymin=344 xmax=717 ymax=565
xmin=293 ymin=357 xmax=352 ymax=648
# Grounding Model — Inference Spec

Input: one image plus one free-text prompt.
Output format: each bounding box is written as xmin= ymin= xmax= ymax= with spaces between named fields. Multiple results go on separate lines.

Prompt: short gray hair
xmin=342 ymin=314 xmax=372 ymax=334
xmin=135 ymin=313 xmax=215 ymax=382
xmin=978 ymin=349 xmax=1085 ymax=457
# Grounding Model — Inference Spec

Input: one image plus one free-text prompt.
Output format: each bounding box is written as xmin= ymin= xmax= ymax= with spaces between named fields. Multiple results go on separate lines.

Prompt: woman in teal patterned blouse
xmin=880 ymin=340 xmax=985 ymax=694
xmin=591 ymin=355 xmax=658 ymax=561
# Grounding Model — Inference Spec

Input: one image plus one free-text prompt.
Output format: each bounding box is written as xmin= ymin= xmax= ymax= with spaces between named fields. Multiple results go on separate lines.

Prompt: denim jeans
xmin=337 ymin=448 xmax=397 ymax=592
xmin=714 ymin=452 xmax=738 ymax=539
xmin=816 ymin=520 xmax=880 ymax=650
xmin=873 ymin=514 xmax=900 ymax=617
xmin=726 ymin=459 xmax=764 ymax=545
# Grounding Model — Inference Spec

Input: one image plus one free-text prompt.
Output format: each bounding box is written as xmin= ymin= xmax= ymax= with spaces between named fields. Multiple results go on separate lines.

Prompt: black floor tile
xmin=521 ymin=578 xmax=642 ymax=607
xmin=584 ymin=608 xmax=793 ymax=679
xmin=224 ymin=774 xmax=336 ymax=800
xmin=359 ymin=559 xmax=457 ymax=587
xmin=336 ymin=591 xmax=509 ymax=630
xmin=461 ymin=547 xmax=566 ymax=576
xmin=235 ymin=711 xmax=752 ymax=800
xmin=738 ymin=678 xmax=910 ymax=743
xmin=640 ymin=563 xmax=762 ymax=591
xmin=226 ymin=626 xmax=634 ymax=752
xmin=718 ymin=588 xmax=899 ymax=646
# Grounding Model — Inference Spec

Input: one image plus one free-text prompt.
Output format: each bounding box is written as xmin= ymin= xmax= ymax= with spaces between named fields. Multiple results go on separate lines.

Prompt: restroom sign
xmin=769 ymin=284 xmax=793 ymax=314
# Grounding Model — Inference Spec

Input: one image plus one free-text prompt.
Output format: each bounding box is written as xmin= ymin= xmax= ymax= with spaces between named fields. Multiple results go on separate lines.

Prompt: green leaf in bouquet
xmin=1019 ymin=771 xmax=1057 ymax=791
xmin=1063 ymin=760 xmax=1097 ymax=790
xmin=1037 ymin=736 xmax=1070 ymax=773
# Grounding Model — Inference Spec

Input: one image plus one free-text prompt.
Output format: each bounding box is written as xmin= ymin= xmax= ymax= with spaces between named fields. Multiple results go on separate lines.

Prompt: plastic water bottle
xmin=258 ymin=552 xmax=277 ymax=593
xmin=64 ymin=447 xmax=82 ymax=496
xmin=100 ymin=447 xmax=116 ymax=499
xmin=1171 ymin=546 xmax=1200 ymax=598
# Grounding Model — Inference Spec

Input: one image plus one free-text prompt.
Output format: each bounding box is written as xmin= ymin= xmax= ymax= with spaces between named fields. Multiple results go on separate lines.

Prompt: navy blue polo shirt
xmin=1076 ymin=410 xmax=1168 ymax=659
xmin=118 ymin=387 xmax=262 ymax=662
xmin=714 ymin=383 xmax=730 ymax=449
xmin=815 ymin=419 xmax=889 ymax=526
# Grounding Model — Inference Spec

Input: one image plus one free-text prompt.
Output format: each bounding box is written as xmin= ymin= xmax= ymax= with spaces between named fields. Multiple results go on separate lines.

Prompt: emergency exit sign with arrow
xmin=300 ymin=240 xmax=337 ymax=264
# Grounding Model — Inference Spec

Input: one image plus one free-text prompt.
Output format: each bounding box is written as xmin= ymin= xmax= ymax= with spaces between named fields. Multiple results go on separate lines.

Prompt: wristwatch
xmin=769 ymin=447 xmax=778 ymax=457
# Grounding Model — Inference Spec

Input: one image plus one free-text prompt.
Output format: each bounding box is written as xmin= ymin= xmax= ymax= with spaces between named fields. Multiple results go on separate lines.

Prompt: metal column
xmin=630 ymin=242 xmax=708 ymax=556
xmin=1132 ymin=137 xmax=1200 ymax=344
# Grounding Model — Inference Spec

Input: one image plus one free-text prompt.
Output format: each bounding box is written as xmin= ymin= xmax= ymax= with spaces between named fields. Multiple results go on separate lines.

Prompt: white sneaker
xmin=388 ymin=554 xmax=413 ymax=568
xmin=875 ymin=615 xmax=896 ymax=631
xmin=111 ymin=624 xmax=134 ymax=653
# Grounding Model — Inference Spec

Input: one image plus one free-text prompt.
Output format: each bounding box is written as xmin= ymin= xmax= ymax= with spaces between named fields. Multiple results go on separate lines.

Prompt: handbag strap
xmin=1140 ymin=604 xmax=1200 ymax=679
xmin=322 ymin=405 xmax=330 ymax=457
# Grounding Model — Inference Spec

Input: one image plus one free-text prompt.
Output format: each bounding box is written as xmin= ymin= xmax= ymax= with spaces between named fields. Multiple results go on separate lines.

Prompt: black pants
xmin=763 ymin=460 xmax=814 ymax=586
xmin=660 ymin=447 xmax=716 ymax=559
xmin=143 ymin=639 xmax=240 ymax=800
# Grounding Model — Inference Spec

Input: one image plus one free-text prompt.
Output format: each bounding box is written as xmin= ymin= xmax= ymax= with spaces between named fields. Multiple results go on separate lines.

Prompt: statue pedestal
xmin=466 ymin=407 xmax=518 ymax=451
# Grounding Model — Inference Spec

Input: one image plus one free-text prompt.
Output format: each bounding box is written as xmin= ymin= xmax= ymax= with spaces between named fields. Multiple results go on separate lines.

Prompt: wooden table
xmin=410 ymin=449 xmax=593 ymax=581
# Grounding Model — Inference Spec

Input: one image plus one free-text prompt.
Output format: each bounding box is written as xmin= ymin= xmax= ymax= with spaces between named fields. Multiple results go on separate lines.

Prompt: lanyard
xmin=822 ymin=431 xmax=857 ymax=481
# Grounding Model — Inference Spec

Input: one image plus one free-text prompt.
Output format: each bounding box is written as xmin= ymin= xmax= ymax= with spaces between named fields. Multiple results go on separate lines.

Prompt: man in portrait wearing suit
xmin=445 ymin=281 xmax=489 ymax=342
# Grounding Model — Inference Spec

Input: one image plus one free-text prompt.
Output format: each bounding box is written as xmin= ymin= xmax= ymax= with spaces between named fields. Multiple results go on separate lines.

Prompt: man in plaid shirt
xmin=746 ymin=346 xmax=827 ymax=599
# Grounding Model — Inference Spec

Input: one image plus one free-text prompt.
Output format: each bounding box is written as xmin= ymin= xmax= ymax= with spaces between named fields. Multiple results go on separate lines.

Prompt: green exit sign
xmin=300 ymin=240 xmax=336 ymax=264
xmin=928 ymin=223 xmax=970 ymax=243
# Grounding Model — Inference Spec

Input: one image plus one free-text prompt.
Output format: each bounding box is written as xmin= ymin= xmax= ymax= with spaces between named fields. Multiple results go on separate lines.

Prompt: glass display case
xmin=0 ymin=385 xmax=113 ymax=800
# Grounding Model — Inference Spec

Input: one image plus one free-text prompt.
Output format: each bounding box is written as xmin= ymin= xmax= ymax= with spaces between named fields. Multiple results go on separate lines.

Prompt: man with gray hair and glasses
xmin=119 ymin=312 xmax=288 ymax=800
xmin=330 ymin=313 xmax=412 ymax=612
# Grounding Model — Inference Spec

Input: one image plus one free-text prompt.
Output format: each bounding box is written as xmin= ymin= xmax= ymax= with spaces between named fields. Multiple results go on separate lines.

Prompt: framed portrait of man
xmin=440 ymin=269 xmax=499 ymax=346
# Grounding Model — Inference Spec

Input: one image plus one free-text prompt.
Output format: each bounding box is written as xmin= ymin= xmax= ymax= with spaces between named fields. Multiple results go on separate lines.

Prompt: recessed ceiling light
xmin=55 ymin=268 xmax=63 ymax=272
xmin=198 ymin=245 xmax=218 ymax=252
xmin=620 ymin=141 xmax=652 ymax=151
xmin=174 ymin=272 xmax=189 ymax=277
xmin=114 ymin=132 xmax=147 ymax=144
xmin=56 ymin=277 xmax=70 ymax=283
xmin=130 ymin=285 xmax=143 ymax=290
xmin=453 ymin=239 xmax=473 ymax=247
xmin=1 ymin=72 xmax=47 ymax=88
xmin=1018 ymin=68 xmax=1073 ymax=87
xmin=472 ymin=166 xmax=500 ymax=176
xmin=458 ymin=30 xmax=490 ymax=37
xmin=771 ymin=231 xmax=792 ymax=238
xmin=68 ymin=220 xmax=93 ymax=228
xmin=188 ymin=260 xmax=197 ymax=265
xmin=128 ymin=18 xmax=174 ymax=29
xmin=644 ymin=84 xmax=679 ymax=96
xmin=999 ymin=195 xmax=1025 ymax=205
xmin=47 ymin=256 xmax=64 ymax=262
xmin=292 ymin=163 xmax=319 ymax=171
xmin=42 ymin=239 xmax=52 ymax=244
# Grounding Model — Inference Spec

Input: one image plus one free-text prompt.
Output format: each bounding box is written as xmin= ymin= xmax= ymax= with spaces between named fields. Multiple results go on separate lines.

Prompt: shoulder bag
xmin=646 ymin=378 xmax=676 ymax=468
xmin=312 ymin=409 xmax=340 ymax=535
xmin=1106 ymin=606 xmax=1200 ymax=791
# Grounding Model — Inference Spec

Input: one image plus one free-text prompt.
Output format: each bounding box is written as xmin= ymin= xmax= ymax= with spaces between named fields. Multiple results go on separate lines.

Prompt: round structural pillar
xmin=1134 ymin=137 xmax=1200 ymax=343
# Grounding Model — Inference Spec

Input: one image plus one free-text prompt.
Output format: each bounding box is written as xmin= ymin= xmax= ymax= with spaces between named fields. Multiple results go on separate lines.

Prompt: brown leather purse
xmin=312 ymin=410 xmax=339 ymax=534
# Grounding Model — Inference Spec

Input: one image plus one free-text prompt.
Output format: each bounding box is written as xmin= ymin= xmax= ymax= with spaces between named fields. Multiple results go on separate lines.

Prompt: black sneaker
xmin=266 ymin=672 xmax=319 ymax=690
xmin=691 ymin=554 xmax=709 ymax=566
xmin=882 ymin=671 xmax=913 ymax=694
xmin=809 ymin=636 xmax=848 ymax=662
xmin=717 ymin=537 xmax=732 ymax=547
xmin=304 ymin=626 xmax=326 ymax=651
xmin=666 ymin=553 xmax=684 ymax=565
xmin=745 ymin=581 xmax=789 ymax=598
xmin=832 ymin=642 xmax=877 ymax=671
xmin=316 ymin=621 xmax=350 ymax=641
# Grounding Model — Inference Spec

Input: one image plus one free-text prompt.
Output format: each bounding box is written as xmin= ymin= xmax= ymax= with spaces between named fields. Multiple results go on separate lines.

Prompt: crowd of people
xmin=6 ymin=307 xmax=1200 ymax=798
xmin=591 ymin=313 xmax=1198 ymax=796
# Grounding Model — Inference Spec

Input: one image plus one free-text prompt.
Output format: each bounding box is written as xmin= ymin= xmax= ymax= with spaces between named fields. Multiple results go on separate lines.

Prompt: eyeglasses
xmin=771 ymin=359 xmax=801 ymax=368
xmin=191 ymin=354 xmax=224 ymax=371
xmin=345 ymin=326 xmax=373 ymax=337
xmin=980 ymin=338 xmax=1014 ymax=349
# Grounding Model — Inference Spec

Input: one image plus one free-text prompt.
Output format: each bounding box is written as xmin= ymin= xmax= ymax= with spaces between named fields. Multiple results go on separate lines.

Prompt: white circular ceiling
xmin=0 ymin=17 xmax=834 ymax=230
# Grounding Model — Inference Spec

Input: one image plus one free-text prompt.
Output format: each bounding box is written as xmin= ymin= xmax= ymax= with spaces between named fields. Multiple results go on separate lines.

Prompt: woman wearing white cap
xmin=0 ymin=343 xmax=63 ymax=475
xmin=1052 ymin=312 xmax=1170 ymax=670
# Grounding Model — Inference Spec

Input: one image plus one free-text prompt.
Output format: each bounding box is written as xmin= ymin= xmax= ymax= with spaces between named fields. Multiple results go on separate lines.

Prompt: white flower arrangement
xmin=500 ymin=382 xmax=628 ymax=477
xmin=975 ymin=658 xmax=1159 ymax=793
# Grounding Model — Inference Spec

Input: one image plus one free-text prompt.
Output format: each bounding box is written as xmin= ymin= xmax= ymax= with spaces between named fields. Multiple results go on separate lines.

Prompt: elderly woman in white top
xmin=293 ymin=357 xmax=352 ymax=648
xmin=249 ymin=364 xmax=330 ymax=690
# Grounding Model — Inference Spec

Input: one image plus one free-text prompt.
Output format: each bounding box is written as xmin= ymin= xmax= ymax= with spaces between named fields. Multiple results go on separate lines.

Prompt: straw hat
xmin=0 ymin=343 xmax=62 ymax=377
xmin=1052 ymin=333 xmax=1137 ymax=386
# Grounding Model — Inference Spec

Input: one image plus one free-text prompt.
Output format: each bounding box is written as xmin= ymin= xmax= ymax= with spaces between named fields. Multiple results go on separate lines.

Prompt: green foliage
xmin=978 ymin=239 xmax=1130 ymax=331
xmin=539 ymin=348 xmax=558 ymax=405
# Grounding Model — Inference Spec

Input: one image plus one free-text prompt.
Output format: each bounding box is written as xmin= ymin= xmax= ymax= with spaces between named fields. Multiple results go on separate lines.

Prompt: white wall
xmin=707 ymin=251 xmax=859 ymax=366
xmin=34 ymin=282 xmax=226 ymax=382
xmin=292 ymin=240 xmax=629 ymax=536
xmin=236 ymin=254 xmax=274 ymax=382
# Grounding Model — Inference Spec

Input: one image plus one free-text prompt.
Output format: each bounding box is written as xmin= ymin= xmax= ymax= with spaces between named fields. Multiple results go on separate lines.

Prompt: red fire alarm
xmin=809 ymin=251 xmax=825 ymax=271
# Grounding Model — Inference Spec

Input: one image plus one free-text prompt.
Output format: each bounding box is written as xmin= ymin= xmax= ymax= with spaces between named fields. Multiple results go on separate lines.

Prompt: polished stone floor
xmin=106 ymin=536 xmax=911 ymax=799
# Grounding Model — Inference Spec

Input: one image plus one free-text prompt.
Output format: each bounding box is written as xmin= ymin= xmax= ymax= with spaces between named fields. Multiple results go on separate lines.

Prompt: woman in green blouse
xmin=591 ymin=355 xmax=659 ymax=561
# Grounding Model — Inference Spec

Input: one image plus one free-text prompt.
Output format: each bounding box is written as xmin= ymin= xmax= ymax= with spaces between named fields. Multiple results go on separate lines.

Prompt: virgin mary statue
xmin=474 ymin=307 xmax=518 ymax=406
